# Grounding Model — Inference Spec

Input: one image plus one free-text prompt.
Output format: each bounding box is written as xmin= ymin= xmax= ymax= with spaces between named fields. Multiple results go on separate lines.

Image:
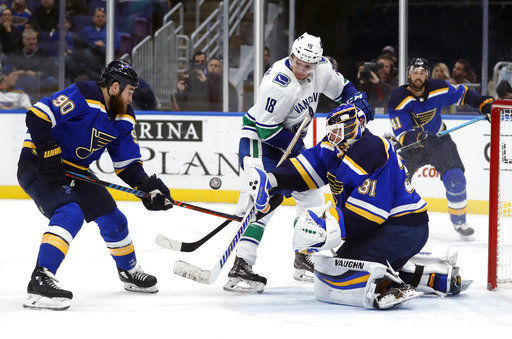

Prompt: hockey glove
xmin=35 ymin=141 xmax=64 ymax=180
xmin=479 ymin=95 xmax=493 ymax=122
xmin=137 ymin=175 xmax=174 ymax=211
xmin=293 ymin=201 xmax=344 ymax=253
xmin=345 ymin=91 xmax=374 ymax=122
xmin=418 ymin=131 xmax=438 ymax=149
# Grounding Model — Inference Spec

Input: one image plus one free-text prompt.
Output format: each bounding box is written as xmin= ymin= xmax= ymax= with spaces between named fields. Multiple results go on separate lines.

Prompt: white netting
xmin=498 ymin=107 xmax=512 ymax=283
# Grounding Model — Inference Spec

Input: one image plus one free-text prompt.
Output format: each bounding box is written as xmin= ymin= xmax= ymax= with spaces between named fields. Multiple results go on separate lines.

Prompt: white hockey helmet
xmin=291 ymin=32 xmax=323 ymax=64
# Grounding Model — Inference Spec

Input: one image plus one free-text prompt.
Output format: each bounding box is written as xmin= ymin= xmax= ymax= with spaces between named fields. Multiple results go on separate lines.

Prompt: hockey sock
xmin=38 ymin=202 xmax=84 ymax=274
xmin=442 ymin=168 xmax=467 ymax=225
xmin=95 ymin=208 xmax=137 ymax=270
xmin=399 ymin=271 xmax=448 ymax=293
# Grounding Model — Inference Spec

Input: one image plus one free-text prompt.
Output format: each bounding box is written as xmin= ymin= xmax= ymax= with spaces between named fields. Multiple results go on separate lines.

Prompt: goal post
xmin=488 ymin=99 xmax=512 ymax=290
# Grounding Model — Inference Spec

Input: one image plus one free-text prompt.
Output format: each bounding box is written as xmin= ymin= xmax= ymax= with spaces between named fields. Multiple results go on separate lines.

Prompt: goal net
xmin=488 ymin=99 xmax=512 ymax=290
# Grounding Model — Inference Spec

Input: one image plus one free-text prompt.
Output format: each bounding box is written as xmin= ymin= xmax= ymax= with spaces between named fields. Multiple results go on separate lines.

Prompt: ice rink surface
xmin=1 ymin=199 xmax=512 ymax=337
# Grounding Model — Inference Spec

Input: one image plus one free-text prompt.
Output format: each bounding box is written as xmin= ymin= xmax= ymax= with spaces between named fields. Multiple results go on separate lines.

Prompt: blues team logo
xmin=75 ymin=128 xmax=116 ymax=159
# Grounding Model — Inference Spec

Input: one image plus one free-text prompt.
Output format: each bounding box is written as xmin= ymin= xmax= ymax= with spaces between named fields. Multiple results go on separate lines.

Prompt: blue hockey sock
xmin=442 ymin=168 xmax=467 ymax=225
xmin=95 ymin=208 xmax=137 ymax=270
xmin=38 ymin=202 xmax=84 ymax=274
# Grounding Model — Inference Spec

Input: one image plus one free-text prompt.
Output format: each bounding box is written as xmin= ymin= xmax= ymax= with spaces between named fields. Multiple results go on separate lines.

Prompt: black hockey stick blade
xmin=156 ymin=195 xmax=284 ymax=252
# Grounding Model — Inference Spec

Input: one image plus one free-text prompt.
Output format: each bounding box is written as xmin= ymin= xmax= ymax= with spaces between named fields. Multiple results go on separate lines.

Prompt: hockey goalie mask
xmin=326 ymin=104 xmax=364 ymax=147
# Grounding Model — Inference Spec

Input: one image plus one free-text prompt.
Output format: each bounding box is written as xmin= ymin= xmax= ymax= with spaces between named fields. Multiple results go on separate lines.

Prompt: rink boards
xmin=0 ymin=111 xmax=491 ymax=214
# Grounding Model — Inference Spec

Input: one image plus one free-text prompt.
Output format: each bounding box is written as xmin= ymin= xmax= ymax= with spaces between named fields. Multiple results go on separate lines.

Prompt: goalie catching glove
xmin=137 ymin=174 xmax=174 ymax=211
xmin=293 ymin=201 xmax=346 ymax=253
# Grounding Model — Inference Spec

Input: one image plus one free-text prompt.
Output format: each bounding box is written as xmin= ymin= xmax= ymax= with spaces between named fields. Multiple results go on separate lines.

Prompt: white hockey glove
xmin=243 ymin=157 xmax=272 ymax=213
xmin=293 ymin=201 xmax=343 ymax=253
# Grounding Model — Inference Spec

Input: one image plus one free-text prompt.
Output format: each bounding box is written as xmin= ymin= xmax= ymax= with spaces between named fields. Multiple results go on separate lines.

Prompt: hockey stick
xmin=173 ymin=199 xmax=258 ymax=284
xmin=65 ymin=171 xmax=243 ymax=221
xmin=397 ymin=115 xmax=486 ymax=153
xmin=277 ymin=106 xmax=315 ymax=166
xmin=157 ymin=109 xmax=312 ymax=254
xmin=155 ymin=194 xmax=283 ymax=252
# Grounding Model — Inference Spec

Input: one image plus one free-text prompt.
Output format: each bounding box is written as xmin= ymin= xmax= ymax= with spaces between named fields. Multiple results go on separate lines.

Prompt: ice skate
xmin=23 ymin=267 xmax=73 ymax=311
xmin=373 ymin=284 xmax=423 ymax=310
xmin=453 ymin=222 xmax=474 ymax=241
xmin=117 ymin=265 xmax=158 ymax=293
xmin=223 ymin=257 xmax=267 ymax=293
xmin=293 ymin=252 xmax=314 ymax=282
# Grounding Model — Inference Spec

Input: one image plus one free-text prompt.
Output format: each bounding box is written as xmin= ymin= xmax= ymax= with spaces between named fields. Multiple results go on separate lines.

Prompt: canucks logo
xmin=273 ymin=73 xmax=290 ymax=87
xmin=75 ymin=128 xmax=116 ymax=159
xmin=412 ymin=108 xmax=436 ymax=128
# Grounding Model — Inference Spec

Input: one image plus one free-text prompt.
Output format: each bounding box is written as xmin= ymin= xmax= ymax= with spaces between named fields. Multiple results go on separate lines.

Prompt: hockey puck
xmin=209 ymin=177 xmax=222 ymax=190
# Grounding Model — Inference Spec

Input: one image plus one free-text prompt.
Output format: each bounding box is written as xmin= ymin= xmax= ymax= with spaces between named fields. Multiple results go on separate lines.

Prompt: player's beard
xmin=409 ymin=77 xmax=425 ymax=91
xmin=108 ymin=94 xmax=128 ymax=119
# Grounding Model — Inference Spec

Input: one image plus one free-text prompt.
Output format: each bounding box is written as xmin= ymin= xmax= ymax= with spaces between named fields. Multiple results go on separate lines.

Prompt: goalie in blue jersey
xmin=17 ymin=61 xmax=174 ymax=310
xmin=387 ymin=58 xmax=493 ymax=240
xmin=244 ymin=104 xmax=470 ymax=309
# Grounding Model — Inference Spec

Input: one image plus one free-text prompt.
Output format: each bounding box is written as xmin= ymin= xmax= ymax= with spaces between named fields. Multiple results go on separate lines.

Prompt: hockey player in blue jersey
xmin=243 ymin=104 xmax=470 ymax=308
xmin=17 ymin=61 xmax=174 ymax=310
xmin=388 ymin=58 xmax=493 ymax=240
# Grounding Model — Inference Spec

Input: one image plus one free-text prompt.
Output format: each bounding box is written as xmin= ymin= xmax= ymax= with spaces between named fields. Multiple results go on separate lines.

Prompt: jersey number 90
xmin=52 ymin=95 xmax=75 ymax=115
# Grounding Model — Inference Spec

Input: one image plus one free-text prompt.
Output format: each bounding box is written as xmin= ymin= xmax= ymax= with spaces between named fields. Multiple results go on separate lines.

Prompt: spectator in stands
xmin=11 ymin=0 xmax=31 ymax=31
xmin=497 ymin=80 xmax=512 ymax=100
xmin=0 ymin=1 xmax=8 ymax=12
xmin=0 ymin=64 xmax=31 ymax=109
xmin=133 ymin=79 xmax=158 ymax=111
xmin=432 ymin=62 xmax=450 ymax=81
xmin=32 ymin=0 xmax=58 ymax=33
xmin=206 ymin=57 xmax=222 ymax=111
xmin=376 ymin=54 xmax=398 ymax=89
xmin=176 ymin=51 xmax=211 ymax=111
xmin=381 ymin=45 xmax=397 ymax=64
xmin=0 ymin=8 xmax=23 ymax=54
xmin=50 ymin=16 xmax=79 ymax=83
xmin=355 ymin=60 xmax=392 ymax=113
xmin=246 ymin=46 xmax=271 ymax=83
xmin=7 ymin=29 xmax=57 ymax=97
xmin=75 ymin=7 xmax=121 ymax=78
xmin=450 ymin=59 xmax=471 ymax=85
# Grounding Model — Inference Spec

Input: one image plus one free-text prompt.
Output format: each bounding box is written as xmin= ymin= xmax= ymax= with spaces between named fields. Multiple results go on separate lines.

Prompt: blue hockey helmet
xmin=408 ymin=58 xmax=430 ymax=77
xmin=326 ymin=104 xmax=364 ymax=147
xmin=99 ymin=60 xmax=139 ymax=91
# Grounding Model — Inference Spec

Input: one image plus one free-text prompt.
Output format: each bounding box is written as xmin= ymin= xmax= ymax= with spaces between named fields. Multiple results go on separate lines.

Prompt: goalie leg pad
xmin=399 ymin=251 xmax=472 ymax=296
xmin=313 ymin=255 xmax=422 ymax=309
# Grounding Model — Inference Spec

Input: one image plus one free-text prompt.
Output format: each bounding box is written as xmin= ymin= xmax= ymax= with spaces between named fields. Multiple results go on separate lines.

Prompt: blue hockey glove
xmin=35 ymin=141 xmax=65 ymax=180
xmin=137 ymin=174 xmax=174 ymax=211
xmin=345 ymin=91 xmax=374 ymax=122
xmin=479 ymin=95 xmax=493 ymax=122
xmin=418 ymin=131 xmax=438 ymax=149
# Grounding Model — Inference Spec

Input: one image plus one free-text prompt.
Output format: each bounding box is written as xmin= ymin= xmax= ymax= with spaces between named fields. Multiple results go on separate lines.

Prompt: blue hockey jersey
xmin=272 ymin=130 xmax=427 ymax=237
xmin=21 ymin=81 xmax=142 ymax=176
xmin=388 ymin=79 xmax=474 ymax=145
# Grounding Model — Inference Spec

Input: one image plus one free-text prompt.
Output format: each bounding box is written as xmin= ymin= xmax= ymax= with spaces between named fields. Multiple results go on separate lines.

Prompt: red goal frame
xmin=488 ymin=99 xmax=512 ymax=290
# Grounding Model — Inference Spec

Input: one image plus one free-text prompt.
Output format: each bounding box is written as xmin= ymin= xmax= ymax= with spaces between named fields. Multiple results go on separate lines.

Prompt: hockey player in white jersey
xmin=224 ymin=32 xmax=375 ymax=293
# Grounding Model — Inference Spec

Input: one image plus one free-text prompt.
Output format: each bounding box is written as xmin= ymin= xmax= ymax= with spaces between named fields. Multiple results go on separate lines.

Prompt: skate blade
xmin=123 ymin=283 xmax=158 ymax=293
xmin=23 ymin=293 xmax=71 ymax=311
xmin=374 ymin=290 xmax=423 ymax=310
xmin=293 ymin=269 xmax=314 ymax=282
xmin=223 ymin=277 xmax=265 ymax=293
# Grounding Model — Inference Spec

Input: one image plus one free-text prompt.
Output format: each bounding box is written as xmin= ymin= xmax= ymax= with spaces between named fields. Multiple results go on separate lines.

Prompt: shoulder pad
xmin=344 ymin=130 xmax=388 ymax=173
xmin=388 ymin=86 xmax=414 ymax=110
xmin=273 ymin=72 xmax=291 ymax=87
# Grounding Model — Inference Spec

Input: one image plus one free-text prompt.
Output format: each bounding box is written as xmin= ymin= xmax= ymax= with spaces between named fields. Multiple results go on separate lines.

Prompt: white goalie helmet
xmin=291 ymin=32 xmax=323 ymax=64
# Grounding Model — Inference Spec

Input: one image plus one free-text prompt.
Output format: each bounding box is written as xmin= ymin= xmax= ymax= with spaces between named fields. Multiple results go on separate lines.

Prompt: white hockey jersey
xmin=241 ymin=57 xmax=354 ymax=146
